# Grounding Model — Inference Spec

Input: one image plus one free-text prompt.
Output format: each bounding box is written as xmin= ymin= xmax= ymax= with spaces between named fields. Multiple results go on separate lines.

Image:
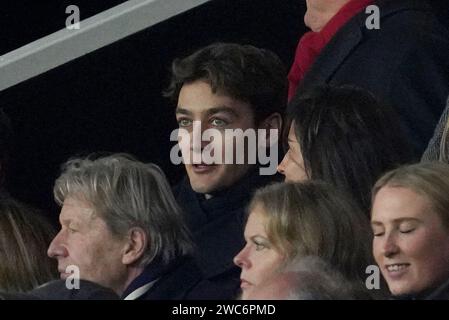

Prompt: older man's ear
xmin=122 ymin=227 xmax=147 ymax=265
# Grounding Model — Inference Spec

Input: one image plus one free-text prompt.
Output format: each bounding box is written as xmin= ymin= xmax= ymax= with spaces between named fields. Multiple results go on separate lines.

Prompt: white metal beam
xmin=0 ymin=0 xmax=211 ymax=91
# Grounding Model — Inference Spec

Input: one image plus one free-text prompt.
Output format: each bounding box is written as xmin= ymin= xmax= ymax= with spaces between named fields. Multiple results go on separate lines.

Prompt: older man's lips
xmin=240 ymin=279 xmax=252 ymax=290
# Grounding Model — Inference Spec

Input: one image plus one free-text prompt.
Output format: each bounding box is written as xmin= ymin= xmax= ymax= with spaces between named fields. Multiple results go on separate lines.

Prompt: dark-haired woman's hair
xmin=287 ymin=85 xmax=413 ymax=214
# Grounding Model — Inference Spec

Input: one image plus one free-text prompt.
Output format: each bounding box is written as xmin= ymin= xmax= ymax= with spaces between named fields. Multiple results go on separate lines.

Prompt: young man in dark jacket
xmin=165 ymin=43 xmax=287 ymax=299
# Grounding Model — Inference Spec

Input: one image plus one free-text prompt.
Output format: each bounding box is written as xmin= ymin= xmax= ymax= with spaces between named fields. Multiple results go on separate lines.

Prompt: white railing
xmin=0 ymin=0 xmax=211 ymax=91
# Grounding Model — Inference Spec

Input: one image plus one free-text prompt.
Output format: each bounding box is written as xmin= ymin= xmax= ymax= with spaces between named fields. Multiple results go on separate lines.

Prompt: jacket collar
xmin=120 ymin=256 xmax=182 ymax=300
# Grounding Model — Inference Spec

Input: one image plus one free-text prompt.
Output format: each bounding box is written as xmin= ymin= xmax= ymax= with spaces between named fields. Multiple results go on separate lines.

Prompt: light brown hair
xmin=0 ymin=199 xmax=57 ymax=293
xmin=372 ymin=162 xmax=449 ymax=229
xmin=249 ymin=181 xmax=373 ymax=283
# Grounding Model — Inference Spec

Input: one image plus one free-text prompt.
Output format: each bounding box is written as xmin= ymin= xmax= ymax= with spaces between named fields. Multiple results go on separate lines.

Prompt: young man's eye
xmin=178 ymin=119 xmax=192 ymax=127
xmin=211 ymin=118 xmax=228 ymax=127
xmin=399 ymin=228 xmax=415 ymax=234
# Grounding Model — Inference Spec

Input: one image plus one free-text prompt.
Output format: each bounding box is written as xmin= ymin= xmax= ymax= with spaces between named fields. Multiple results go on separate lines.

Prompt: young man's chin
xmin=187 ymin=166 xmax=233 ymax=194
xmin=186 ymin=163 xmax=253 ymax=194
xmin=188 ymin=176 xmax=222 ymax=194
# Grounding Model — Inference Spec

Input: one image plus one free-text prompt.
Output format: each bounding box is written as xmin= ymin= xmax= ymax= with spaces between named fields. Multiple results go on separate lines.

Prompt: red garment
xmin=288 ymin=0 xmax=374 ymax=101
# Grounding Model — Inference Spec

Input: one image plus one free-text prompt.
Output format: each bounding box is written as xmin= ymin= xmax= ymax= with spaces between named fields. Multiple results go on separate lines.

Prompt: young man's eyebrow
xmin=175 ymin=107 xmax=192 ymax=115
xmin=175 ymin=105 xmax=240 ymax=118
xmin=205 ymin=106 xmax=239 ymax=118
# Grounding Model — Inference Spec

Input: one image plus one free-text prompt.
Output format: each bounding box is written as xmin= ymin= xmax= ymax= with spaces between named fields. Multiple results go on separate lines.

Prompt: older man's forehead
xmin=60 ymin=197 xmax=95 ymax=220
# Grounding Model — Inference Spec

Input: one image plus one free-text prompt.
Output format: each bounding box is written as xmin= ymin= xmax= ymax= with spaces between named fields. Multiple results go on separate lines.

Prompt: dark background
xmin=0 ymin=0 xmax=448 ymax=222
xmin=0 ymin=0 xmax=306 ymax=222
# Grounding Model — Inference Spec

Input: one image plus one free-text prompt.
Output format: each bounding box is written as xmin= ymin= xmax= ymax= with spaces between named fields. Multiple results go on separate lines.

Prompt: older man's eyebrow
xmin=59 ymin=217 xmax=71 ymax=226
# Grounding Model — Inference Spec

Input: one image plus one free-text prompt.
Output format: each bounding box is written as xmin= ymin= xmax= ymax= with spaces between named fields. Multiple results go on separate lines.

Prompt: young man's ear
xmin=122 ymin=227 xmax=147 ymax=266
xmin=259 ymin=112 xmax=282 ymax=145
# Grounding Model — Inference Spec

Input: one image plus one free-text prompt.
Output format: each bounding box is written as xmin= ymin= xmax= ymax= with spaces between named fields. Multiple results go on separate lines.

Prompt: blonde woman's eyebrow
xmin=393 ymin=217 xmax=421 ymax=224
xmin=250 ymin=235 xmax=270 ymax=243
xmin=371 ymin=217 xmax=421 ymax=226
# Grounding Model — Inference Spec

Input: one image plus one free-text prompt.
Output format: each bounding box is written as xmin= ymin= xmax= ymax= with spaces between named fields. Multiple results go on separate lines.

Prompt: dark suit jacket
xmin=392 ymin=276 xmax=449 ymax=300
xmin=291 ymin=0 xmax=449 ymax=156
xmin=123 ymin=256 xmax=204 ymax=300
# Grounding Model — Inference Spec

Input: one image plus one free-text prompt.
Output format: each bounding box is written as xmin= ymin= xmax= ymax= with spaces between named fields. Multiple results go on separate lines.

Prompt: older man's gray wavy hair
xmin=54 ymin=153 xmax=193 ymax=266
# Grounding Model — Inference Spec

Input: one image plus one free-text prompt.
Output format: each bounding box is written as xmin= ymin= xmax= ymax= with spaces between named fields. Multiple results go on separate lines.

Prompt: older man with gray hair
xmin=47 ymin=154 xmax=203 ymax=299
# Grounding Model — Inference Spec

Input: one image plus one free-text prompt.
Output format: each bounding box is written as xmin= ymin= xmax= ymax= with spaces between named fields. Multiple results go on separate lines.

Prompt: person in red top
xmin=288 ymin=0 xmax=373 ymax=100
xmin=288 ymin=0 xmax=449 ymax=157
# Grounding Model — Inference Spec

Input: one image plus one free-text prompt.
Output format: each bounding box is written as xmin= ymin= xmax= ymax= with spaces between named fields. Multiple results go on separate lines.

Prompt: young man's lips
xmin=191 ymin=164 xmax=217 ymax=173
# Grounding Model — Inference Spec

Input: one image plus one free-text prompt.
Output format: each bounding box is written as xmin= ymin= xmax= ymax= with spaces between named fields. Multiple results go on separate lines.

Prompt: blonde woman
xmin=371 ymin=162 xmax=449 ymax=299
xmin=234 ymin=181 xmax=377 ymax=299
